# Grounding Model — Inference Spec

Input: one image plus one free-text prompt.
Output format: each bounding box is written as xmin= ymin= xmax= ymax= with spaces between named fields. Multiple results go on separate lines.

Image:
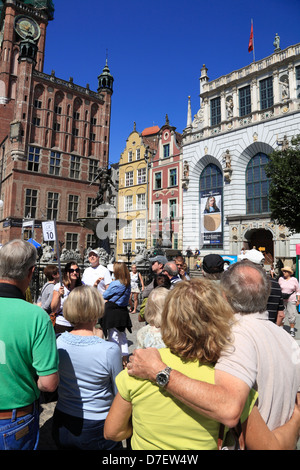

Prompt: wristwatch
xmin=155 ymin=366 xmax=172 ymax=387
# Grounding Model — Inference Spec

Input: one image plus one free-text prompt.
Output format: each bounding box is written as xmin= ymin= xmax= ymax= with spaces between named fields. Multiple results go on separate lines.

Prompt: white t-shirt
xmin=53 ymin=283 xmax=72 ymax=327
xmin=82 ymin=264 xmax=112 ymax=294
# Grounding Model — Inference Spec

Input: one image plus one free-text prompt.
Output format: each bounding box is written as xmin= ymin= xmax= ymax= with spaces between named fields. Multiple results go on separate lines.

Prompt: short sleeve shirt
xmin=0 ymin=287 xmax=58 ymax=409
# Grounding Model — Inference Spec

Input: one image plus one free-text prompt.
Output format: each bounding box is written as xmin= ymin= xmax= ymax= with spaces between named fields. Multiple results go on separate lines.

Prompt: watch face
xmin=14 ymin=16 xmax=40 ymax=41
xmin=157 ymin=372 xmax=169 ymax=386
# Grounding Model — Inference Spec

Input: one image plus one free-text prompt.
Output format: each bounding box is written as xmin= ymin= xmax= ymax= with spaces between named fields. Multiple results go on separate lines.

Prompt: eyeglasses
xmin=69 ymin=268 xmax=80 ymax=273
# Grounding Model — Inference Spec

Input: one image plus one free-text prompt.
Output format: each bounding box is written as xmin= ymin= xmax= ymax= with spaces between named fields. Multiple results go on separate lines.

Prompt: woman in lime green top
xmin=104 ymin=279 xmax=300 ymax=450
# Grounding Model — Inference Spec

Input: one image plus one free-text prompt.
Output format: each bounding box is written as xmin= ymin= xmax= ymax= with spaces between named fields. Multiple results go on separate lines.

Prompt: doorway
xmin=244 ymin=228 xmax=274 ymax=264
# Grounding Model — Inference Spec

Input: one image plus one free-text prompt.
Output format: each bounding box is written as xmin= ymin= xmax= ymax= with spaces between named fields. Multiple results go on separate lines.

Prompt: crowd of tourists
xmin=1 ymin=239 xmax=300 ymax=451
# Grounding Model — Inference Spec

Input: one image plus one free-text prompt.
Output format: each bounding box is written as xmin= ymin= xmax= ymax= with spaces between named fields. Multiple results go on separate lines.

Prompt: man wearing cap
xmin=278 ymin=265 xmax=300 ymax=337
xmin=82 ymin=248 xmax=112 ymax=294
xmin=240 ymin=249 xmax=285 ymax=327
xmin=143 ymin=255 xmax=168 ymax=299
xmin=202 ymin=254 xmax=225 ymax=282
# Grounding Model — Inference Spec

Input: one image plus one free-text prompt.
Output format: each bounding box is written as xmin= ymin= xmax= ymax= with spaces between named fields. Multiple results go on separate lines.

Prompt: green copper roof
xmin=0 ymin=1 xmax=55 ymax=20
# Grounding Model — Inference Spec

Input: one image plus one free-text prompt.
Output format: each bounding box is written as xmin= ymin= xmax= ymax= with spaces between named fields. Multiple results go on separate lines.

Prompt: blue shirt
xmin=56 ymin=333 xmax=122 ymax=420
xmin=102 ymin=280 xmax=131 ymax=306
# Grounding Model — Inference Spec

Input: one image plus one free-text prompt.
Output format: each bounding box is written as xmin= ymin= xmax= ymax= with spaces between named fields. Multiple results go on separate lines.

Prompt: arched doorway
xmin=244 ymin=228 xmax=274 ymax=264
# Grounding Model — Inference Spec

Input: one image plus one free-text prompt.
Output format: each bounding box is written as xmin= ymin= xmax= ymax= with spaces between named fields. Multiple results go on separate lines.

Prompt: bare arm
xmin=244 ymin=403 xmax=300 ymax=450
xmin=104 ymin=392 xmax=133 ymax=441
xmin=37 ymin=372 xmax=59 ymax=393
xmin=50 ymin=287 xmax=62 ymax=313
xmin=127 ymin=348 xmax=249 ymax=428
xmin=139 ymin=273 xmax=144 ymax=290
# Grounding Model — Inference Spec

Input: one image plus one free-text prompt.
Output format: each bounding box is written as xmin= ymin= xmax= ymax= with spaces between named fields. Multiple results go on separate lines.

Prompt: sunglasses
xmin=69 ymin=268 xmax=80 ymax=273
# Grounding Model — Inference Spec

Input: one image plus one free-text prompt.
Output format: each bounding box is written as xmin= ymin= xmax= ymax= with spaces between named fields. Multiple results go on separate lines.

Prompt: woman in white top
xmin=51 ymin=261 xmax=83 ymax=334
xmin=129 ymin=264 xmax=144 ymax=314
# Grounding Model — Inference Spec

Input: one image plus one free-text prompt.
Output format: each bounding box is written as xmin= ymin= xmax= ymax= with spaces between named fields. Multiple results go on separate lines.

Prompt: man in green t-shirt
xmin=0 ymin=239 xmax=59 ymax=450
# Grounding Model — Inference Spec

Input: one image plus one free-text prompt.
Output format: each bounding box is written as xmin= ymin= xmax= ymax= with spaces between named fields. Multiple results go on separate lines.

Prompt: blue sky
xmin=44 ymin=0 xmax=300 ymax=165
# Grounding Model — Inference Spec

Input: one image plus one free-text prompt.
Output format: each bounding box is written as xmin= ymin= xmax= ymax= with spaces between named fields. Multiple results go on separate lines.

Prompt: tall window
xmin=199 ymin=163 xmax=223 ymax=249
xmin=70 ymin=155 xmax=80 ymax=179
xmin=87 ymin=197 xmax=96 ymax=217
xmin=124 ymin=220 xmax=132 ymax=239
xmin=124 ymin=195 xmax=133 ymax=211
xmin=296 ymin=66 xmax=300 ymax=99
xmin=136 ymin=219 xmax=146 ymax=238
xmin=137 ymin=167 xmax=146 ymax=184
xmin=50 ymin=151 xmax=61 ymax=175
xmin=25 ymin=189 xmax=38 ymax=218
xmin=163 ymin=144 xmax=170 ymax=158
xmin=169 ymin=168 xmax=177 ymax=187
xmin=28 ymin=147 xmax=40 ymax=172
xmin=154 ymin=172 xmax=162 ymax=189
xmin=88 ymin=159 xmax=98 ymax=182
xmin=169 ymin=199 xmax=177 ymax=218
xmin=239 ymin=85 xmax=251 ymax=116
xmin=47 ymin=192 xmax=59 ymax=220
xmin=260 ymin=77 xmax=273 ymax=110
xmin=154 ymin=201 xmax=162 ymax=220
xmin=211 ymin=97 xmax=221 ymax=126
xmin=68 ymin=195 xmax=79 ymax=222
xmin=66 ymin=233 xmax=78 ymax=250
xmin=125 ymin=171 xmax=133 ymax=187
xmin=246 ymin=153 xmax=270 ymax=214
xmin=199 ymin=164 xmax=223 ymax=193
xmin=123 ymin=242 xmax=132 ymax=254
xmin=137 ymin=193 xmax=146 ymax=209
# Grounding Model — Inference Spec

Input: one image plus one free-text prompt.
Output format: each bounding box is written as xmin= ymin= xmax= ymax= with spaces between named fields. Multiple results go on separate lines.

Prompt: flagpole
xmin=252 ymin=19 xmax=255 ymax=63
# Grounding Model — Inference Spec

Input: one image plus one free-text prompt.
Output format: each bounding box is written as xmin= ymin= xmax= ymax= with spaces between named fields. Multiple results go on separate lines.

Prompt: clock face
xmin=14 ymin=16 xmax=40 ymax=41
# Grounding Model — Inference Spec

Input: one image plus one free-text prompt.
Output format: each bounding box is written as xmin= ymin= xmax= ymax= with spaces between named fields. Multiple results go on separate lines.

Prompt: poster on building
xmin=200 ymin=192 xmax=223 ymax=247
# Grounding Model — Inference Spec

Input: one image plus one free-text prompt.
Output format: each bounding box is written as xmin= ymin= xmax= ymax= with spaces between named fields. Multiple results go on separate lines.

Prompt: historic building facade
xmin=148 ymin=116 xmax=183 ymax=252
xmin=116 ymin=123 xmax=154 ymax=261
xmin=0 ymin=0 xmax=113 ymax=256
xmin=182 ymin=41 xmax=300 ymax=265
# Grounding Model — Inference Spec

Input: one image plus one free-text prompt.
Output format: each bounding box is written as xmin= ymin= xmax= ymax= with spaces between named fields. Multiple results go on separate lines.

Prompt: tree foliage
xmin=265 ymin=135 xmax=300 ymax=234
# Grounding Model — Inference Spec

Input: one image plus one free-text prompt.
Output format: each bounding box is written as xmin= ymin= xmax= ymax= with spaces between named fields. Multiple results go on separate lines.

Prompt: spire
xmin=98 ymin=59 xmax=114 ymax=94
xmin=186 ymin=96 xmax=192 ymax=128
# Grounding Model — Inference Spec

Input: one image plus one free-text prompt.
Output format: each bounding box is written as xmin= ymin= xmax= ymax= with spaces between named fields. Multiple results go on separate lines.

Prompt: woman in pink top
xmin=278 ymin=266 xmax=300 ymax=337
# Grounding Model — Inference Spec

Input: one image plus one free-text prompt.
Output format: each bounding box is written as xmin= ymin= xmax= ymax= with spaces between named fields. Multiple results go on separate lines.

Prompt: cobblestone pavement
xmin=38 ymin=309 xmax=141 ymax=450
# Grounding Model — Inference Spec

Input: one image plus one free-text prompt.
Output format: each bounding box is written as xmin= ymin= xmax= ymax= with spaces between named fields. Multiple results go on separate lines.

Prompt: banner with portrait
xmin=200 ymin=191 xmax=223 ymax=247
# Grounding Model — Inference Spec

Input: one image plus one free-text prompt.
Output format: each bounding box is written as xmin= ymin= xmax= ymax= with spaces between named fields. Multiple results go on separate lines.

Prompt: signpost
xmin=42 ymin=220 xmax=62 ymax=284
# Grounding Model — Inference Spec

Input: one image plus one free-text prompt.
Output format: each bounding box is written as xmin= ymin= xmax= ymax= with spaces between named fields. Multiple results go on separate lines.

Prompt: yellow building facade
xmin=117 ymin=125 xmax=154 ymax=261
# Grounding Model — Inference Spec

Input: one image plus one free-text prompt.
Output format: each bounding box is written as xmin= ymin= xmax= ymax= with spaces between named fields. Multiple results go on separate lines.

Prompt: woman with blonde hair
xmin=52 ymin=285 xmax=123 ymax=450
xmin=136 ymin=287 xmax=169 ymax=349
xmin=104 ymin=279 xmax=300 ymax=450
xmin=101 ymin=261 xmax=132 ymax=366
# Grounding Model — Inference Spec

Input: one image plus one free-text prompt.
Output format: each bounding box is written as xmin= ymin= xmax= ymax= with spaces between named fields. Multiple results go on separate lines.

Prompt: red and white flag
xmin=248 ymin=20 xmax=254 ymax=53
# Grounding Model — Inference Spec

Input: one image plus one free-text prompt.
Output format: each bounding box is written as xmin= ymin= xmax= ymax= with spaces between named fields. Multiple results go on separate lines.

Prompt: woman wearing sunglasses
xmin=51 ymin=261 xmax=82 ymax=334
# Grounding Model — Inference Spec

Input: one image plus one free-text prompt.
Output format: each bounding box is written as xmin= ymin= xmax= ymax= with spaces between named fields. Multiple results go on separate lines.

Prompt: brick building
xmin=0 ymin=0 xmax=113 ymax=257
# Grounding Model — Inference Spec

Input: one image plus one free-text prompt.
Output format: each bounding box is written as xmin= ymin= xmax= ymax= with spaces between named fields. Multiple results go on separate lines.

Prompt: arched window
xmin=199 ymin=163 xmax=223 ymax=248
xmin=246 ymin=153 xmax=270 ymax=214
xmin=199 ymin=163 xmax=223 ymax=193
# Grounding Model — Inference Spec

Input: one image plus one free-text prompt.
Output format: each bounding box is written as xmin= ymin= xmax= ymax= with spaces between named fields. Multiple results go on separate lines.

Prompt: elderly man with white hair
xmin=239 ymin=248 xmax=285 ymax=327
xmin=0 ymin=239 xmax=58 ymax=450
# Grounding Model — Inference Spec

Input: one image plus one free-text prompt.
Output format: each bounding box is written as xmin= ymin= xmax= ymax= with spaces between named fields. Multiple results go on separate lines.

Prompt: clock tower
xmin=0 ymin=0 xmax=53 ymax=109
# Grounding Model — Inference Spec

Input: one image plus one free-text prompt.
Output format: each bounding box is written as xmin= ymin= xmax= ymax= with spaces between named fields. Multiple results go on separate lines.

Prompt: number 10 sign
xmin=42 ymin=220 xmax=56 ymax=241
